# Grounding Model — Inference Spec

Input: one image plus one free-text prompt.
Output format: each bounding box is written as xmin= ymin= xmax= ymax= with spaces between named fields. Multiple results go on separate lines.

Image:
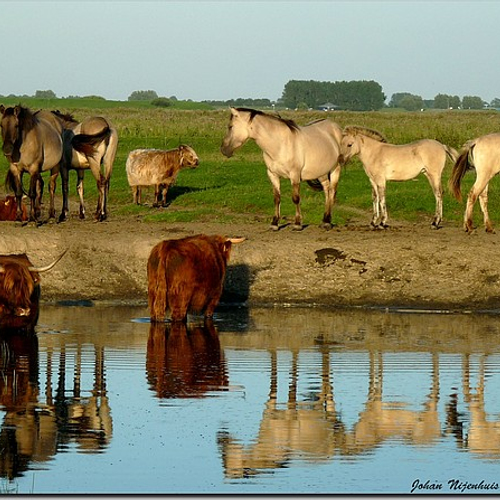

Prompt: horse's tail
xmin=72 ymin=125 xmax=111 ymax=156
xmin=448 ymin=141 xmax=475 ymax=202
xmin=306 ymin=179 xmax=324 ymax=192
xmin=444 ymin=144 xmax=459 ymax=164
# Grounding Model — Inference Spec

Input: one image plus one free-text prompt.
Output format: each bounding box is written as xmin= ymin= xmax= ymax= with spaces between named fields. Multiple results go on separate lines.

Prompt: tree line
xmin=3 ymin=86 xmax=500 ymax=111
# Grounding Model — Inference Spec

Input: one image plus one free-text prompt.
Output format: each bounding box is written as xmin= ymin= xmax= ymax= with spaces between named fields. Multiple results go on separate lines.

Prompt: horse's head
xmin=340 ymin=129 xmax=361 ymax=163
xmin=220 ymin=107 xmax=253 ymax=158
xmin=0 ymin=105 xmax=22 ymax=160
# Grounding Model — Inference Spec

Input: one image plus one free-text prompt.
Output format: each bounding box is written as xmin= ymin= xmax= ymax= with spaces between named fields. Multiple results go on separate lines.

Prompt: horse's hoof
xmin=291 ymin=224 xmax=303 ymax=231
xmin=320 ymin=222 xmax=333 ymax=231
xmin=270 ymin=225 xmax=280 ymax=231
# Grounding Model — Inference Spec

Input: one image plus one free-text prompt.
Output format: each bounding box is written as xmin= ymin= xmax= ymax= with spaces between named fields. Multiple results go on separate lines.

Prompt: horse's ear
xmin=14 ymin=105 xmax=21 ymax=117
xmin=230 ymin=107 xmax=239 ymax=117
xmin=0 ymin=105 xmax=4 ymax=114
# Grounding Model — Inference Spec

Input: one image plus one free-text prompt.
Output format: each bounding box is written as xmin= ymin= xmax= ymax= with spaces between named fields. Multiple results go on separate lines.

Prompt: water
xmin=1 ymin=304 xmax=500 ymax=494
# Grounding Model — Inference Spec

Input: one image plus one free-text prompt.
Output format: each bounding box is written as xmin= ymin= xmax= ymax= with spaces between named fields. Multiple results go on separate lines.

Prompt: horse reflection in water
xmin=446 ymin=354 xmax=500 ymax=459
xmin=218 ymin=349 xmax=441 ymax=478
xmin=0 ymin=325 xmax=112 ymax=480
xmin=146 ymin=320 xmax=228 ymax=399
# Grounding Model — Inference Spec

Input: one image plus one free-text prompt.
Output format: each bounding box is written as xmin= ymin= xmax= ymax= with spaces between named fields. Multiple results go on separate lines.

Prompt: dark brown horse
xmin=49 ymin=110 xmax=118 ymax=222
xmin=0 ymin=105 xmax=63 ymax=223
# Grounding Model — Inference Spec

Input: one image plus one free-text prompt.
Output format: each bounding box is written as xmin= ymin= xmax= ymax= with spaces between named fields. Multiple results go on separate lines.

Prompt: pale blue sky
xmin=2 ymin=1 xmax=500 ymax=103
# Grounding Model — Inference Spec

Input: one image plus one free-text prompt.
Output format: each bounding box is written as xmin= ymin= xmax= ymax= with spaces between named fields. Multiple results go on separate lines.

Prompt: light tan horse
xmin=221 ymin=107 xmax=343 ymax=230
xmin=341 ymin=126 xmax=458 ymax=228
xmin=0 ymin=105 xmax=63 ymax=223
xmin=48 ymin=111 xmax=118 ymax=222
xmin=448 ymin=133 xmax=500 ymax=233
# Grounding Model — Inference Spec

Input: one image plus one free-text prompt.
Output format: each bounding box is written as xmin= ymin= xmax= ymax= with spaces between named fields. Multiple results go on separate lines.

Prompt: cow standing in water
xmin=147 ymin=234 xmax=244 ymax=322
xmin=126 ymin=145 xmax=199 ymax=206
xmin=0 ymin=250 xmax=67 ymax=328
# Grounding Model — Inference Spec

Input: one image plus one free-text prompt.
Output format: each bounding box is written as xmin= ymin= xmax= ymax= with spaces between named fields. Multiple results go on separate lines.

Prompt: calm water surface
xmin=1 ymin=304 xmax=500 ymax=494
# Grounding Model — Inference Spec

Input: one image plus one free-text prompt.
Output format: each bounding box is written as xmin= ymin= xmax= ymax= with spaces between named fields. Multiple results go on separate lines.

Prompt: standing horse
xmin=340 ymin=126 xmax=458 ymax=229
xmin=220 ymin=107 xmax=343 ymax=230
xmin=448 ymin=133 xmax=500 ymax=233
xmin=49 ymin=110 xmax=118 ymax=222
xmin=0 ymin=105 xmax=62 ymax=223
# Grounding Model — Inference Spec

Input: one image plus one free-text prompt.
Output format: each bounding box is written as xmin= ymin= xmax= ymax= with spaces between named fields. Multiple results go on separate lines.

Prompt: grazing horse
xmin=49 ymin=110 xmax=118 ymax=222
xmin=448 ymin=133 xmax=500 ymax=233
xmin=340 ymin=126 xmax=458 ymax=229
xmin=221 ymin=107 xmax=343 ymax=230
xmin=0 ymin=105 xmax=63 ymax=223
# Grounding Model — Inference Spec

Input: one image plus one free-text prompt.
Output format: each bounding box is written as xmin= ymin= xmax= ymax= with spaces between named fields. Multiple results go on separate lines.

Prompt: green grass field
xmin=1 ymin=97 xmax=500 ymax=227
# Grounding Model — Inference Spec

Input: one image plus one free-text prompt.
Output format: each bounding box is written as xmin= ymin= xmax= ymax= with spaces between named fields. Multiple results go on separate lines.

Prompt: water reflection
xmin=0 ymin=322 xmax=112 ymax=480
xmin=0 ymin=305 xmax=500 ymax=493
xmin=146 ymin=320 xmax=228 ymax=399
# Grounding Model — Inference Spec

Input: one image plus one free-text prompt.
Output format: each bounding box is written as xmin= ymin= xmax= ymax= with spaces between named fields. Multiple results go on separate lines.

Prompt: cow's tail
xmin=148 ymin=244 xmax=168 ymax=322
xmin=448 ymin=141 xmax=475 ymax=202
xmin=72 ymin=126 xmax=111 ymax=156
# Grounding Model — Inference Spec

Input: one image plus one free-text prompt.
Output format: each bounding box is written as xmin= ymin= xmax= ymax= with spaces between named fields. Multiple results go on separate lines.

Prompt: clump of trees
xmin=280 ymin=80 xmax=386 ymax=111
xmin=390 ymin=92 xmax=492 ymax=111
xmin=128 ymin=90 xmax=159 ymax=101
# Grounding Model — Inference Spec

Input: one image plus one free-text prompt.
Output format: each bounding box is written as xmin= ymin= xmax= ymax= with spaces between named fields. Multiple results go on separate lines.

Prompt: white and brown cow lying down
xmin=126 ymin=145 xmax=199 ymax=206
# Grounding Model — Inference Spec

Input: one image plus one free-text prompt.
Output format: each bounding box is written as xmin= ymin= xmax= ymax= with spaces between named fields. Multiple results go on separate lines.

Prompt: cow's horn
xmin=228 ymin=237 xmax=246 ymax=244
xmin=29 ymin=249 xmax=68 ymax=273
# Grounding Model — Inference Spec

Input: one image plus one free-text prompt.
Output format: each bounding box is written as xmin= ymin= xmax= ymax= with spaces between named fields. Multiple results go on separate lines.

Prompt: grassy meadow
xmin=1 ymin=97 xmax=500 ymax=228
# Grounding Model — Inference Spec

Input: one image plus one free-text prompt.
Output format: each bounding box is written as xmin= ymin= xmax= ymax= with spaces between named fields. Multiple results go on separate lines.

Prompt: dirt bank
xmin=1 ymin=214 xmax=500 ymax=312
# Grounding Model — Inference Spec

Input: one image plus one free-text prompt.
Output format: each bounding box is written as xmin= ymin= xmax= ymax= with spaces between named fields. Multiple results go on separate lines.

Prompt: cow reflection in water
xmin=218 ymin=350 xmax=442 ymax=478
xmin=0 ymin=326 xmax=112 ymax=480
xmin=146 ymin=321 xmax=228 ymax=399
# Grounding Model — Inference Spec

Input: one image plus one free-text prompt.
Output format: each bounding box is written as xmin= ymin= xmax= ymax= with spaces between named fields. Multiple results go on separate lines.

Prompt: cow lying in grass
xmin=126 ymin=145 xmax=199 ymax=206
xmin=147 ymin=234 xmax=244 ymax=322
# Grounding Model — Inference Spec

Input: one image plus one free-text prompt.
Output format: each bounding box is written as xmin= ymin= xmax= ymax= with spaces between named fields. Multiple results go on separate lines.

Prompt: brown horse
xmin=49 ymin=110 xmax=118 ymax=222
xmin=0 ymin=105 xmax=63 ymax=223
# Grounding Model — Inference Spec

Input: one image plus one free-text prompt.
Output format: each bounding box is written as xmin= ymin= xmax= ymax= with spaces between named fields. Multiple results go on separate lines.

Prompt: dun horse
xmin=221 ymin=107 xmax=343 ymax=230
xmin=49 ymin=110 xmax=118 ymax=222
xmin=0 ymin=105 xmax=62 ymax=223
xmin=340 ymin=126 xmax=458 ymax=229
xmin=448 ymin=133 xmax=500 ymax=233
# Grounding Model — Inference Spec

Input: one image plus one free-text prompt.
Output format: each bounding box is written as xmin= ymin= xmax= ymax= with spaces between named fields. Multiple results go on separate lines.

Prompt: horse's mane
xmin=5 ymin=105 xmax=38 ymax=133
xmin=235 ymin=107 xmax=300 ymax=132
xmin=344 ymin=125 xmax=387 ymax=143
xmin=51 ymin=109 xmax=79 ymax=125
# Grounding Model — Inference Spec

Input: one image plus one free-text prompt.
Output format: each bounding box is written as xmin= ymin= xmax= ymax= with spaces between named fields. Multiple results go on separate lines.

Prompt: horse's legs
xmin=465 ymin=173 xmax=491 ymax=233
xmin=320 ymin=165 xmax=341 ymax=230
xmin=88 ymin=159 xmax=108 ymax=222
xmin=11 ymin=169 xmax=25 ymax=222
xmin=423 ymin=171 xmax=443 ymax=228
xmin=76 ymin=169 xmax=86 ymax=219
xmin=58 ymin=166 xmax=70 ymax=223
xmin=378 ymin=183 xmax=389 ymax=228
xmin=267 ymin=171 xmax=281 ymax=230
xmin=28 ymin=173 xmax=40 ymax=222
xmin=369 ymin=180 xmax=381 ymax=227
xmin=291 ymin=180 xmax=302 ymax=230
xmin=48 ymin=168 xmax=58 ymax=220
xmin=478 ymin=183 xmax=494 ymax=233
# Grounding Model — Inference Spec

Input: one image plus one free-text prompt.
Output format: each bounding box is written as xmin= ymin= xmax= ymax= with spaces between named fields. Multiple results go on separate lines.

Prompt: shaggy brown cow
xmin=126 ymin=145 xmax=199 ymax=206
xmin=0 ymin=195 xmax=28 ymax=221
xmin=0 ymin=250 xmax=67 ymax=328
xmin=147 ymin=234 xmax=244 ymax=322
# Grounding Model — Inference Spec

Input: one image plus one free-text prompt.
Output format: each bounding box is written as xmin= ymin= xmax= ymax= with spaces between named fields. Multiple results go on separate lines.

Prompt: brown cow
xmin=0 ymin=250 xmax=67 ymax=328
xmin=126 ymin=145 xmax=199 ymax=206
xmin=147 ymin=234 xmax=244 ymax=322
xmin=0 ymin=195 xmax=28 ymax=221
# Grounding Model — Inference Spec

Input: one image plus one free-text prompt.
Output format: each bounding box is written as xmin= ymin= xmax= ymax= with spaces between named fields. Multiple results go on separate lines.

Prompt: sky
xmin=2 ymin=0 xmax=500 ymax=104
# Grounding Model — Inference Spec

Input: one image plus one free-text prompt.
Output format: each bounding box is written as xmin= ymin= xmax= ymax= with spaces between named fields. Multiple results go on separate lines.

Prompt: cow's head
xmin=179 ymin=145 xmax=199 ymax=169
xmin=0 ymin=250 xmax=67 ymax=317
